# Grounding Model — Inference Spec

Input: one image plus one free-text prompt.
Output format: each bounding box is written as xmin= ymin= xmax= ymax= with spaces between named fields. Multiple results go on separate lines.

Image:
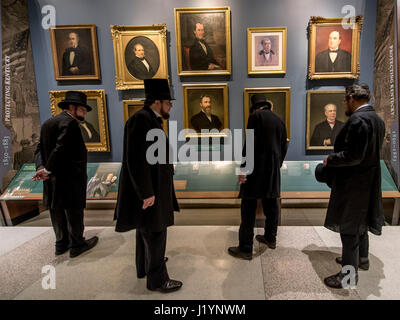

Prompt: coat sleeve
xmin=280 ymin=124 xmax=288 ymax=167
xmin=125 ymin=115 xmax=154 ymax=200
xmin=327 ymin=117 xmax=368 ymax=167
xmin=34 ymin=141 xmax=43 ymax=170
xmin=240 ymin=113 xmax=258 ymax=169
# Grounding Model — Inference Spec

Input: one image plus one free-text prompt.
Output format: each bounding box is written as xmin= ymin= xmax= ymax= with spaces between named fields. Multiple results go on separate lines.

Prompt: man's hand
xmin=323 ymin=138 xmax=331 ymax=146
xmin=69 ymin=67 xmax=79 ymax=74
xmin=142 ymin=196 xmax=155 ymax=210
xmin=323 ymin=156 xmax=328 ymax=166
xmin=32 ymin=168 xmax=49 ymax=181
xmin=238 ymin=174 xmax=247 ymax=184
xmin=208 ymin=63 xmax=221 ymax=70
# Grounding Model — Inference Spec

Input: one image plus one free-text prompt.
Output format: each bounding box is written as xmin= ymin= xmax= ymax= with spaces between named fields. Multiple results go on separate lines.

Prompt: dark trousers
xmin=136 ymin=228 xmax=169 ymax=290
xmin=49 ymin=206 xmax=86 ymax=250
xmin=340 ymin=232 xmax=369 ymax=273
xmin=239 ymin=198 xmax=279 ymax=252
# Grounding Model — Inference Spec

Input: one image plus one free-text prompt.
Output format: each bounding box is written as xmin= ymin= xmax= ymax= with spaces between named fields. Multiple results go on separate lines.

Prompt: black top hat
xmin=315 ymin=163 xmax=332 ymax=187
xmin=58 ymin=91 xmax=92 ymax=112
xmin=250 ymin=93 xmax=271 ymax=111
xmin=144 ymin=79 xmax=174 ymax=101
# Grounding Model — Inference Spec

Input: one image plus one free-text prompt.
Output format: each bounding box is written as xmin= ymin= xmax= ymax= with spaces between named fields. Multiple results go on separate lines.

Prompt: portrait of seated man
xmin=189 ymin=22 xmax=221 ymax=71
xmin=315 ymin=30 xmax=351 ymax=73
xmin=255 ymin=37 xmax=279 ymax=66
xmin=126 ymin=43 xmax=156 ymax=80
xmin=310 ymin=103 xmax=344 ymax=146
xmin=61 ymin=31 xmax=93 ymax=76
xmin=190 ymin=94 xmax=222 ymax=132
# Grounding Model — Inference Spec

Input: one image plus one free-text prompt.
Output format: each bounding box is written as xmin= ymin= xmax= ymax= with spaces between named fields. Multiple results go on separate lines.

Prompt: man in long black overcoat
xmin=114 ymin=79 xmax=181 ymax=293
xmin=228 ymin=94 xmax=288 ymax=260
xmin=33 ymin=91 xmax=98 ymax=258
xmin=322 ymin=84 xmax=385 ymax=288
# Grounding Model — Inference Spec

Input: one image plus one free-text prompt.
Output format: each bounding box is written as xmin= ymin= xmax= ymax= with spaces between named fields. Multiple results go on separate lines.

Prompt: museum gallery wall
xmin=23 ymin=0 xmax=387 ymax=175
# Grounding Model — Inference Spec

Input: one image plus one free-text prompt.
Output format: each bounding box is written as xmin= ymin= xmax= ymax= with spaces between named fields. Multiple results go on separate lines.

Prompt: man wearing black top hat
xmin=228 ymin=93 xmax=288 ymax=260
xmin=33 ymin=91 xmax=98 ymax=258
xmin=114 ymin=79 xmax=181 ymax=293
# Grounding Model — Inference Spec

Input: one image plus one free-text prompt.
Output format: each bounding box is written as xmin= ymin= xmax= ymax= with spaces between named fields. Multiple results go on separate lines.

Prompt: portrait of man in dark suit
xmin=190 ymin=94 xmax=222 ymax=132
xmin=255 ymin=37 xmax=279 ymax=66
xmin=61 ymin=32 xmax=93 ymax=76
xmin=315 ymin=30 xmax=351 ymax=73
xmin=189 ymin=22 xmax=221 ymax=71
xmin=310 ymin=103 xmax=345 ymax=146
xmin=126 ymin=43 xmax=157 ymax=80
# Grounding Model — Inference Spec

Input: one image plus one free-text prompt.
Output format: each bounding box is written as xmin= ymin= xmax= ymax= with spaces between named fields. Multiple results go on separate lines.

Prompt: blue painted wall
xmin=26 ymin=0 xmax=377 ymax=162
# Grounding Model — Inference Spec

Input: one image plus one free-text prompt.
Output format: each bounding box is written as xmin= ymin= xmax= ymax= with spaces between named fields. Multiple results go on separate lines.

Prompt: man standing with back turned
xmin=228 ymin=94 xmax=288 ymax=260
xmin=114 ymin=79 xmax=181 ymax=293
xmin=322 ymin=84 xmax=385 ymax=288
xmin=33 ymin=91 xmax=98 ymax=258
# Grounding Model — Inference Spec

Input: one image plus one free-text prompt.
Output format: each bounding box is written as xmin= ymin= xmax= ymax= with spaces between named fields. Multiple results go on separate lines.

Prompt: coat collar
xmin=353 ymin=104 xmax=374 ymax=114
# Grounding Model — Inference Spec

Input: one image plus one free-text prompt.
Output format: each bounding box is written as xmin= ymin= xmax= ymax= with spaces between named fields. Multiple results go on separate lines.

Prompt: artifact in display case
xmin=174 ymin=7 xmax=231 ymax=76
xmin=49 ymin=90 xmax=110 ymax=152
xmin=247 ymin=27 xmax=287 ymax=75
xmin=182 ymin=83 xmax=229 ymax=138
xmin=243 ymin=87 xmax=290 ymax=139
xmin=49 ymin=24 xmax=101 ymax=80
xmin=306 ymin=90 xmax=347 ymax=151
xmin=111 ymin=24 xmax=169 ymax=89
xmin=308 ymin=16 xmax=362 ymax=79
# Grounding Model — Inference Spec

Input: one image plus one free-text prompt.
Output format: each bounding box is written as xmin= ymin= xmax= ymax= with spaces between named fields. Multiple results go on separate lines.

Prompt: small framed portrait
xmin=122 ymin=100 xmax=168 ymax=134
xmin=306 ymin=90 xmax=347 ymax=150
xmin=247 ymin=27 xmax=287 ymax=75
xmin=49 ymin=90 xmax=110 ymax=152
xmin=244 ymin=88 xmax=291 ymax=139
xmin=174 ymin=7 xmax=231 ymax=76
xmin=111 ymin=24 xmax=169 ymax=90
xmin=308 ymin=16 xmax=363 ymax=79
xmin=49 ymin=24 xmax=101 ymax=81
xmin=182 ymin=84 xmax=229 ymax=138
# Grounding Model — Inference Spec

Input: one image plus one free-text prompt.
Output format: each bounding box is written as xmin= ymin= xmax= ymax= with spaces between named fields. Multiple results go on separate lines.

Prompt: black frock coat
xmin=310 ymin=120 xmax=344 ymax=146
xmin=325 ymin=105 xmax=386 ymax=235
xmin=114 ymin=106 xmax=179 ymax=232
xmin=189 ymin=39 xmax=219 ymax=70
xmin=239 ymin=109 xmax=288 ymax=199
xmin=34 ymin=112 xmax=88 ymax=209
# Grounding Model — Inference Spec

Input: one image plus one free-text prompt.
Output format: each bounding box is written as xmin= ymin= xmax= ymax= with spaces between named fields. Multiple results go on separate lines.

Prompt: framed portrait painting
xmin=243 ymin=88 xmax=290 ymax=139
xmin=182 ymin=84 xmax=229 ymax=138
xmin=247 ymin=27 xmax=287 ymax=75
xmin=49 ymin=90 xmax=110 ymax=152
xmin=122 ymin=100 xmax=168 ymax=134
xmin=111 ymin=24 xmax=169 ymax=90
xmin=308 ymin=16 xmax=363 ymax=79
xmin=306 ymin=90 xmax=347 ymax=151
xmin=175 ymin=7 xmax=231 ymax=76
xmin=49 ymin=24 xmax=101 ymax=81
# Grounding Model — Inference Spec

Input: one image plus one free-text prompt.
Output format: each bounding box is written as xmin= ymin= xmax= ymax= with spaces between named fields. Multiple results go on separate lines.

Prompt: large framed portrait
xmin=49 ymin=90 xmax=110 ymax=152
xmin=182 ymin=84 xmax=229 ymax=138
xmin=244 ymin=88 xmax=291 ymax=139
xmin=308 ymin=16 xmax=363 ymax=79
xmin=247 ymin=27 xmax=287 ymax=75
xmin=49 ymin=24 xmax=101 ymax=81
xmin=306 ymin=90 xmax=347 ymax=151
xmin=174 ymin=7 xmax=231 ymax=76
xmin=122 ymin=100 xmax=168 ymax=134
xmin=110 ymin=24 xmax=169 ymax=90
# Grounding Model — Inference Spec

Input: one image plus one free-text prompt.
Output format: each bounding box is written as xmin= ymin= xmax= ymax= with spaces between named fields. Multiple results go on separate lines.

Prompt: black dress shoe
xmin=149 ymin=279 xmax=183 ymax=293
xmin=335 ymin=257 xmax=370 ymax=271
xmin=324 ymin=271 xmax=358 ymax=289
xmin=55 ymin=247 xmax=69 ymax=255
xmin=228 ymin=246 xmax=252 ymax=260
xmin=70 ymin=236 xmax=99 ymax=258
xmin=255 ymin=235 xmax=276 ymax=249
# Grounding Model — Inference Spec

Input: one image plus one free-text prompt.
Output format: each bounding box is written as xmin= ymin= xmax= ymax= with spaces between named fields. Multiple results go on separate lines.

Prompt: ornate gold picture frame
xmin=122 ymin=100 xmax=168 ymax=134
xmin=49 ymin=24 xmax=101 ymax=81
xmin=306 ymin=90 xmax=347 ymax=151
xmin=244 ymin=88 xmax=291 ymax=140
xmin=182 ymin=84 xmax=229 ymax=138
xmin=49 ymin=90 xmax=110 ymax=152
xmin=247 ymin=27 xmax=287 ymax=75
xmin=308 ymin=16 xmax=363 ymax=80
xmin=111 ymin=24 xmax=169 ymax=90
xmin=174 ymin=7 xmax=231 ymax=76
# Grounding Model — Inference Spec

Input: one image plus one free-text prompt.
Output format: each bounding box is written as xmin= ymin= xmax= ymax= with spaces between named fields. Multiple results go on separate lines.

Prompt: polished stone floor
xmin=0 ymin=225 xmax=399 ymax=300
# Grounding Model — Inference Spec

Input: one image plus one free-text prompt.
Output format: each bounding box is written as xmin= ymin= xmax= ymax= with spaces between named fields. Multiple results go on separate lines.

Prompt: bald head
xmin=134 ymin=43 xmax=145 ymax=59
xmin=328 ymin=31 xmax=341 ymax=51
xmin=324 ymin=104 xmax=337 ymax=122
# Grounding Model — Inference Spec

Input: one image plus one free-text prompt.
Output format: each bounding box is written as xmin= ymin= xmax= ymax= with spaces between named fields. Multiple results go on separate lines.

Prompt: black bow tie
xmin=329 ymin=49 xmax=339 ymax=53
xmin=198 ymin=39 xmax=206 ymax=44
xmin=138 ymin=57 xmax=145 ymax=61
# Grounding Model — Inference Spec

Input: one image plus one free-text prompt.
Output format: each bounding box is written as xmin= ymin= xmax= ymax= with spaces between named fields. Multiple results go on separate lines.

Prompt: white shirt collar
xmin=355 ymin=103 xmax=369 ymax=112
xmin=152 ymin=109 xmax=161 ymax=118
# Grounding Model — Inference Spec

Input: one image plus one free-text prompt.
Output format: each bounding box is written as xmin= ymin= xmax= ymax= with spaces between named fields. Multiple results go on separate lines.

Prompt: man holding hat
xmin=228 ymin=93 xmax=288 ymax=260
xmin=33 ymin=91 xmax=98 ymax=258
xmin=114 ymin=79 xmax=181 ymax=293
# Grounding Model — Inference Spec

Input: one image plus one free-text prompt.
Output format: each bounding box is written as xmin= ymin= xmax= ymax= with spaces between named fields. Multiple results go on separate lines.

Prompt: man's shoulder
xmin=339 ymin=49 xmax=351 ymax=57
xmin=191 ymin=112 xmax=203 ymax=120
